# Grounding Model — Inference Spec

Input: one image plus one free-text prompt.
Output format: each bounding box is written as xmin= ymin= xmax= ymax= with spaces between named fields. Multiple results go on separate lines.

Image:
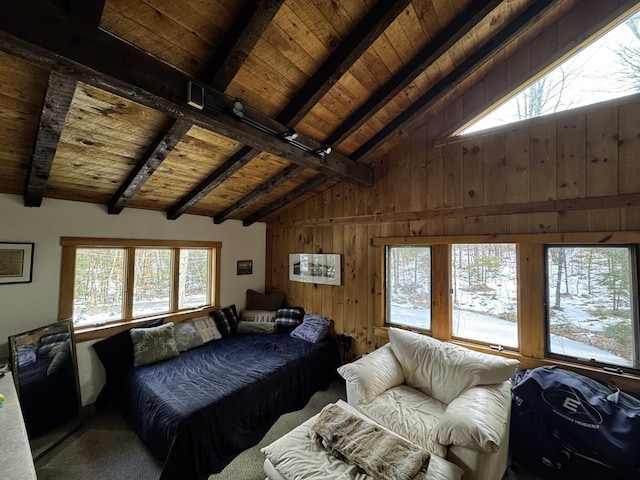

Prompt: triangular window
xmin=460 ymin=9 xmax=640 ymax=135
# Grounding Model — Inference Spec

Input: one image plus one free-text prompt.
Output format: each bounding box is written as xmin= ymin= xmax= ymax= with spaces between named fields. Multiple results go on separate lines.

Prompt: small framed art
xmin=237 ymin=260 xmax=253 ymax=275
xmin=0 ymin=242 xmax=34 ymax=285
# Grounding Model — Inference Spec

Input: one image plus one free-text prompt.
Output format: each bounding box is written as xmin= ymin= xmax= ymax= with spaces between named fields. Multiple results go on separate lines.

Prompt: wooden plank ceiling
xmin=0 ymin=0 xmax=577 ymax=225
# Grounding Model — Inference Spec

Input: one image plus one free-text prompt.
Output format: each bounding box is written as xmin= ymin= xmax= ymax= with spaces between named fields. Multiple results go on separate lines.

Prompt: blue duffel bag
xmin=511 ymin=366 xmax=640 ymax=477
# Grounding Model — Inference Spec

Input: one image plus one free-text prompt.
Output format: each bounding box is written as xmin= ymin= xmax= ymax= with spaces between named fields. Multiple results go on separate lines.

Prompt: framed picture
xmin=0 ymin=242 xmax=34 ymax=285
xmin=237 ymin=260 xmax=253 ymax=275
xmin=289 ymin=253 xmax=341 ymax=286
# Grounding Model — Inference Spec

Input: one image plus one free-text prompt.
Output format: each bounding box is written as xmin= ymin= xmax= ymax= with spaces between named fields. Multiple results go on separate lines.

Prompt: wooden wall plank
xmin=556 ymin=114 xmax=586 ymax=200
xmin=619 ymin=103 xmax=640 ymax=195
xmin=506 ymin=127 xmax=530 ymax=233
xmin=409 ymin=124 xmax=427 ymax=212
xmin=586 ymin=108 xmax=618 ymax=197
xmin=462 ymin=137 xmax=483 ymax=234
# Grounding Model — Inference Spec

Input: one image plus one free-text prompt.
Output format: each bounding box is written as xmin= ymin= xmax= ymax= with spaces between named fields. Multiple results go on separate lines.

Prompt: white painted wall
xmin=0 ymin=193 xmax=266 ymax=404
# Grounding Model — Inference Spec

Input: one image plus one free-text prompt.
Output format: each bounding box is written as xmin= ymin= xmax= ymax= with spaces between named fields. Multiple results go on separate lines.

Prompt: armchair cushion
xmin=432 ymin=382 xmax=512 ymax=453
xmin=337 ymin=344 xmax=404 ymax=405
xmin=389 ymin=328 xmax=519 ymax=404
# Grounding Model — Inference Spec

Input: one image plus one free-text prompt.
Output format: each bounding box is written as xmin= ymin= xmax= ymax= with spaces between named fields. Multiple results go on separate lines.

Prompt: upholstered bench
xmin=262 ymin=400 xmax=463 ymax=480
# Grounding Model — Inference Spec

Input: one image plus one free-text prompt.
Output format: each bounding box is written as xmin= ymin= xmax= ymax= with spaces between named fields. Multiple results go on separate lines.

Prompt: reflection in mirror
xmin=8 ymin=319 xmax=81 ymax=459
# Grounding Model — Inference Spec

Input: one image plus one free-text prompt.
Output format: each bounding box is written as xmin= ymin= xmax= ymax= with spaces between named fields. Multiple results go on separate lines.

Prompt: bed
xmin=127 ymin=332 xmax=340 ymax=480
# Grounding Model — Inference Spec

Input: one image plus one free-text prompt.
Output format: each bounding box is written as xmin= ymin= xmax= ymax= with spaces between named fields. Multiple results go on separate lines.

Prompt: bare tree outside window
xmin=546 ymin=246 xmax=637 ymax=368
xmin=462 ymin=9 xmax=640 ymax=135
xmin=386 ymin=245 xmax=431 ymax=330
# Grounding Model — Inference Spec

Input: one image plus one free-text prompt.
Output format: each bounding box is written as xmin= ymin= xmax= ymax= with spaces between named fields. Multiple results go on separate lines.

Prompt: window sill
xmin=72 ymin=305 xmax=219 ymax=343
xmin=373 ymin=325 xmax=640 ymax=396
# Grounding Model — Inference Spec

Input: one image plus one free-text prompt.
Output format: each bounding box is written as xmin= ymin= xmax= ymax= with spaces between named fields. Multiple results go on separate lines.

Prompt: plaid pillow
xmin=211 ymin=305 xmax=239 ymax=336
xmin=275 ymin=307 xmax=305 ymax=333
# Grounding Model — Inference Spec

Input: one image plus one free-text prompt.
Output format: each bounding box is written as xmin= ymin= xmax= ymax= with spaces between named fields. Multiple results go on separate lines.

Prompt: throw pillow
xmin=211 ymin=305 xmax=239 ymax=336
xmin=237 ymin=321 xmax=277 ymax=334
xmin=17 ymin=343 xmax=37 ymax=367
xmin=192 ymin=316 xmax=222 ymax=343
xmin=47 ymin=339 xmax=72 ymax=376
xmin=290 ymin=314 xmax=332 ymax=343
xmin=275 ymin=307 xmax=305 ymax=333
xmin=130 ymin=322 xmax=179 ymax=367
xmin=173 ymin=320 xmax=205 ymax=351
xmin=246 ymin=289 xmax=285 ymax=311
xmin=240 ymin=309 xmax=277 ymax=323
xmin=92 ymin=318 xmax=163 ymax=410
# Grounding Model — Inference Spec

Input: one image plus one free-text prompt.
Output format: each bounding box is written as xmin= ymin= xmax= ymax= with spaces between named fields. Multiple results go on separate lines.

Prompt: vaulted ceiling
xmin=0 ymin=0 xmax=621 ymax=225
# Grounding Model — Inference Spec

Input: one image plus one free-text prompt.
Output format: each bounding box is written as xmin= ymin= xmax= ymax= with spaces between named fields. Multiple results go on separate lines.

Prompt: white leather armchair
xmin=338 ymin=328 xmax=519 ymax=480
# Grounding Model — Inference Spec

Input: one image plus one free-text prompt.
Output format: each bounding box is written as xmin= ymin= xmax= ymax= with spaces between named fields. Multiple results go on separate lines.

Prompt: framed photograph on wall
xmin=289 ymin=253 xmax=341 ymax=285
xmin=0 ymin=242 xmax=34 ymax=284
xmin=237 ymin=260 xmax=253 ymax=275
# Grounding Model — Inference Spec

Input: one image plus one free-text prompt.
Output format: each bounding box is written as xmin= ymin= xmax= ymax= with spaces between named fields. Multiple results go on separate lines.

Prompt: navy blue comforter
xmin=129 ymin=333 xmax=339 ymax=480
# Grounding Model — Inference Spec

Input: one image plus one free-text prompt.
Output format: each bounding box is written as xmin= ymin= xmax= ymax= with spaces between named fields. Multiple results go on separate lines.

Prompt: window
xmin=133 ymin=248 xmax=172 ymax=318
xmin=178 ymin=249 xmax=211 ymax=309
xmin=546 ymin=246 xmax=639 ymax=369
xmin=461 ymin=8 xmax=640 ymax=135
xmin=452 ymin=244 xmax=518 ymax=348
xmin=60 ymin=238 xmax=221 ymax=330
xmin=74 ymin=248 xmax=125 ymax=325
xmin=385 ymin=245 xmax=431 ymax=331
xmin=376 ymin=233 xmax=640 ymax=376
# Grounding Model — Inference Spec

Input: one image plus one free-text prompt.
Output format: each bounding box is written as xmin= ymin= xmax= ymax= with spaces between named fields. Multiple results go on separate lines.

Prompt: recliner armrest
xmin=337 ymin=344 xmax=404 ymax=406
xmin=432 ymin=381 xmax=511 ymax=453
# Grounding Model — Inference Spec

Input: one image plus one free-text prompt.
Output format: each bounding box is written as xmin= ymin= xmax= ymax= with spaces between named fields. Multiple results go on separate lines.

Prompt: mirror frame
xmin=8 ymin=319 xmax=82 ymax=459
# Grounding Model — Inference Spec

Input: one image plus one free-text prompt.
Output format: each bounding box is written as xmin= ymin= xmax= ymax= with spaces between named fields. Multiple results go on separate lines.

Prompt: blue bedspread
xmin=129 ymin=333 xmax=339 ymax=480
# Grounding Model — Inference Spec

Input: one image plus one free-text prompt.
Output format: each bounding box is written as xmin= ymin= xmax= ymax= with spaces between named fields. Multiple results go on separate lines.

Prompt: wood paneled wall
xmin=266 ymin=95 xmax=640 ymax=362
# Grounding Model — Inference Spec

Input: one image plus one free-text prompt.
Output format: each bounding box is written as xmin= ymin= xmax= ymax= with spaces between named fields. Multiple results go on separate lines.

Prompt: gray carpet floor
xmin=34 ymin=380 xmax=347 ymax=480
xmin=34 ymin=379 xmax=542 ymax=480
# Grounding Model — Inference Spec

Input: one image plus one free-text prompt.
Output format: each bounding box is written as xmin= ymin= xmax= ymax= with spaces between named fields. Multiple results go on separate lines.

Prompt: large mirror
xmin=8 ymin=319 xmax=81 ymax=459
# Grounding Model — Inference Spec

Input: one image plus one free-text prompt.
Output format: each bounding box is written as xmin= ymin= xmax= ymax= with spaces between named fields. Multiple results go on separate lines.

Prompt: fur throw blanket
xmin=310 ymin=403 xmax=431 ymax=480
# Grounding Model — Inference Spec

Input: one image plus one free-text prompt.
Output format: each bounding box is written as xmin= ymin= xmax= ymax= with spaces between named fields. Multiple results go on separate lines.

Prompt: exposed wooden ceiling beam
xmin=201 ymin=0 xmax=285 ymax=91
xmin=247 ymin=0 xmax=561 ymax=224
xmin=110 ymin=0 xmax=285 ymax=215
xmin=325 ymin=0 xmax=504 ymax=148
xmin=0 ymin=1 xmax=372 ymax=184
xmin=242 ymin=0 xmax=504 ymax=223
xmin=213 ymin=0 xmax=411 ymax=223
xmin=277 ymin=0 xmax=413 ymax=127
xmin=214 ymin=163 xmax=302 ymax=223
xmin=167 ymin=146 xmax=260 ymax=219
xmin=68 ymin=0 xmax=105 ymax=25
xmin=242 ymin=173 xmax=328 ymax=226
xmin=350 ymin=0 xmax=558 ymax=161
xmin=24 ymin=71 xmax=77 ymax=207
xmin=108 ymin=119 xmax=192 ymax=214
xmin=23 ymin=0 xmax=104 ymax=207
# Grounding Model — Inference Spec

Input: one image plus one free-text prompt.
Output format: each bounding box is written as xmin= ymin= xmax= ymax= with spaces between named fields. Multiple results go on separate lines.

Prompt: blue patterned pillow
xmin=275 ymin=307 xmax=305 ymax=333
xmin=211 ymin=305 xmax=239 ymax=336
xmin=290 ymin=314 xmax=332 ymax=343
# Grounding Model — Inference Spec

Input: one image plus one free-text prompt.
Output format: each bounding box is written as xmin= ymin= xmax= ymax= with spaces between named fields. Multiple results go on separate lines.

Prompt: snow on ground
xmin=389 ymin=303 xmax=631 ymax=366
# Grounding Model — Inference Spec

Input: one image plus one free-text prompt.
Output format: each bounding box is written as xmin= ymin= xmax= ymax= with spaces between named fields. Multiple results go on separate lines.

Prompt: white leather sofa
xmin=337 ymin=328 xmax=519 ymax=480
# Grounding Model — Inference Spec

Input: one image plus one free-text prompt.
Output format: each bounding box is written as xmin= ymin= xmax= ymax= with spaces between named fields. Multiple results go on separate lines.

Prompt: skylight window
xmin=461 ymin=9 xmax=640 ymax=135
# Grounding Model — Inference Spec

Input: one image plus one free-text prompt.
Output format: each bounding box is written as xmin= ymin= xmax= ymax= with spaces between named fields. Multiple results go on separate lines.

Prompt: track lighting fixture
xmin=187 ymin=81 xmax=333 ymax=161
